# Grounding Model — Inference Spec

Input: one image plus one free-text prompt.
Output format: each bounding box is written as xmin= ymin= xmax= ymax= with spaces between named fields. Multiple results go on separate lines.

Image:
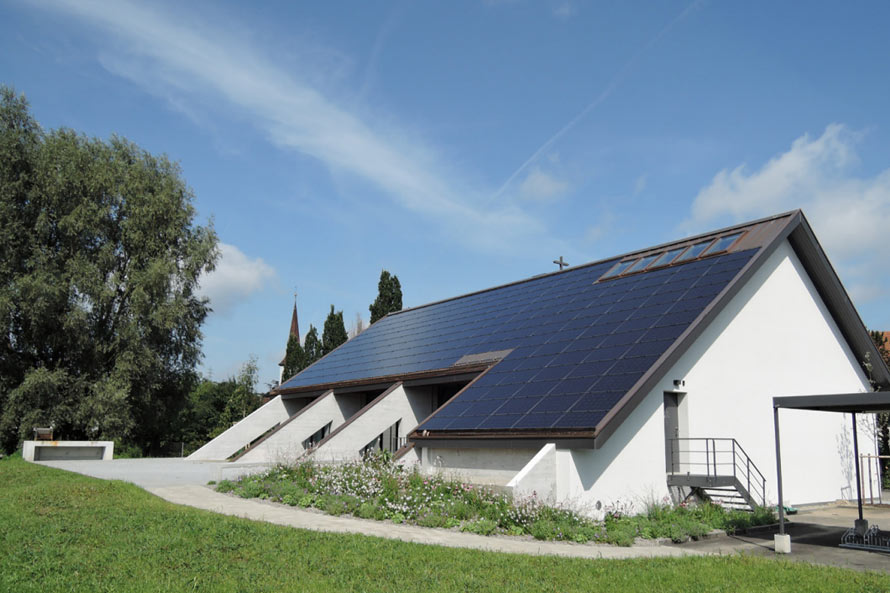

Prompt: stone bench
xmin=23 ymin=440 xmax=114 ymax=461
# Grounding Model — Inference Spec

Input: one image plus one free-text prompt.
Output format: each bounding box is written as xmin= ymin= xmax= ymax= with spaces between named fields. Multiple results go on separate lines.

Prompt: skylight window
xmin=675 ymin=241 xmax=712 ymax=263
xmin=649 ymin=246 xmax=686 ymax=269
xmin=702 ymin=233 xmax=742 ymax=256
xmin=600 ymin=259 xmax=637 ymax=280
xmin=624 ymin=253 xmax=659 ymax=274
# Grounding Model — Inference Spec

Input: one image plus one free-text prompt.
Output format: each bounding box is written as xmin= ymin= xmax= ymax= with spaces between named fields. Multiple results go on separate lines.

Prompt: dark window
xmin=302 ymin=421 xmax=332 ymax=450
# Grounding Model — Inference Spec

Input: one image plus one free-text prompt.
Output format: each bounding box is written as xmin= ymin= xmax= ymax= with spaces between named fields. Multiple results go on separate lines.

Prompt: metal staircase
xmin=667 ymin=438 xmax=766 ymax=511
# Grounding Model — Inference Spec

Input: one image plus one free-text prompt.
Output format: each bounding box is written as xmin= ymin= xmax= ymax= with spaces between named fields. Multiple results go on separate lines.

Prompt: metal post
xmin=732 ymin=440 xmax=737 ymax=479
xmin=852 ymin=413 xmax=863 ymax=522
xmin=774 ymin=405 xmax=785 ymax=535
xmin=867 ymin=454 xmax=874 ymax=505
xmin=705 ymin=439 xmax=710 ymax=478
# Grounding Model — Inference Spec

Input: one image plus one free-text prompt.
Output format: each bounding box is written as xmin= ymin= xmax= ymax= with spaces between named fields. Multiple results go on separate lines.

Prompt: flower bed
xmin=215 ymin=455 xmax=775 ymax=545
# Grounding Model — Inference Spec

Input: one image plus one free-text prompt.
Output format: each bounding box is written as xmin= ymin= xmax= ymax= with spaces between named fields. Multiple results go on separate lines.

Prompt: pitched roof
xmin=274 ymin=210 xmax=890 ymax=447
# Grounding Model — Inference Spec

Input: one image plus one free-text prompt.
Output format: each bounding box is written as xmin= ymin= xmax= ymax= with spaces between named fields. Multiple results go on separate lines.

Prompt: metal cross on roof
xmin=553 ymin=256 xmax=569 ymax=270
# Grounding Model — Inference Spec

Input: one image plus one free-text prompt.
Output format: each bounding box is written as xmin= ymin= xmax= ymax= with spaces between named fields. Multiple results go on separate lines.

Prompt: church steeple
xmin=279 ymin=293 xmax=301 ymax=379
xmin=288 ymin=292 xmax=300 ymax=344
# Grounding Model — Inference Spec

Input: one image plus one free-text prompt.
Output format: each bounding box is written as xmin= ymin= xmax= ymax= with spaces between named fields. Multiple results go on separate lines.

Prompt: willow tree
xmin=0 ymin=87 xmax=218 ymax=454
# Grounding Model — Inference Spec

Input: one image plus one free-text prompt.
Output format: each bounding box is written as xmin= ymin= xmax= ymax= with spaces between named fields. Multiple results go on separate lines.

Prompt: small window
xmin=600 ymin=259 xmax=637 ymax=280
xmin=675 ymin=241 xmax=712 ymax=263
xmin=649 ymin=246 xmax=686 ymax=269
xmin=624 ymin=253 xmax=659 ymax=274
xmin=702 ymin=233 xmax=742 ymax=256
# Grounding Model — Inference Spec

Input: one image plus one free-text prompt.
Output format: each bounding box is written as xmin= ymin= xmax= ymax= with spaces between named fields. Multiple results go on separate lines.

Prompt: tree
xmin=0 ymin=87 xmax=218 ymax=454
xmin=869 ymin=330 xmax=890 ymax=486
xmin=369 ymin=270 xmax=403 ymax=324
xmin=303 ymin=325 xmax=322 ymax=367
xmin=218 ymin=357 xmax=261 ymax=430
xmin=178 ymin=357 xmax=262 ymax=454
xmin=322 ymin=305 xmax=348 ymax=355
xmin=282 ymin=334 xmax=305 ymax=380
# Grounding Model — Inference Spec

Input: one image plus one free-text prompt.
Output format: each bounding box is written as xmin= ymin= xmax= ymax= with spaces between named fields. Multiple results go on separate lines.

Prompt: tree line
xmin=282 ymin=271 xmax=402 ymax=381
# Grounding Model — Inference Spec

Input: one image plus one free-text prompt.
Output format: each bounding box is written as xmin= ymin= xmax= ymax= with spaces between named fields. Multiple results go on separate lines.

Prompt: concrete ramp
xmin=188 ymin=395 xmax=307 ymax=461
xmin=237 ymin=390 xmax=354 ymax=463
xmin=311 ymin=383 xmax=434 ymax=461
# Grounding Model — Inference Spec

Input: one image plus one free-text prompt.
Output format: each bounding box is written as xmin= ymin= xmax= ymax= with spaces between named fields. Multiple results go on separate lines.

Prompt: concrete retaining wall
xmin=188 ymin=395 xmax=308 ymax=461
xmin=312 ymin=383 xmax=434 ymax=462
xmin=238 ymin=390 xmax=356 ymax=464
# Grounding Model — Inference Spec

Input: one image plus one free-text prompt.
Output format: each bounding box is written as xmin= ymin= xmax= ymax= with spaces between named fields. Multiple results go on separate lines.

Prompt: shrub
xmin=215 ymin=480 xmax=236 ymax=493
xmin=416 ymin=512 xmax=449 ymax=528
xmin=216 ymin=454 xmax=782 ymax=545
xmin=460 ymin=518 xmax=498 ymax=536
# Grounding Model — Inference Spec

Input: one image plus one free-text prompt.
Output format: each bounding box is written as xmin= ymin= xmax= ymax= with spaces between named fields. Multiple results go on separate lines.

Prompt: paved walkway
xmin=148 ymin=484 xmax=700 ymax=559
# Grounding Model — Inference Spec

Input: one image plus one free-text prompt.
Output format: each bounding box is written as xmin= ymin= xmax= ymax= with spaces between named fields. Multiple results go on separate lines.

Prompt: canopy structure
xmin=772 ymin=392 xmax=890 ymax=552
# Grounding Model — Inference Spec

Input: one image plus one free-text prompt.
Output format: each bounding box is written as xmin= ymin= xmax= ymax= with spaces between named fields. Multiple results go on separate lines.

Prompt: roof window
xmin=702 ymin=232 xmax=742 ymax=256
xmin=674 ymin=241 xmax=712 ymax=263
xmin=600 ymin=259 xmax=637 ymax=280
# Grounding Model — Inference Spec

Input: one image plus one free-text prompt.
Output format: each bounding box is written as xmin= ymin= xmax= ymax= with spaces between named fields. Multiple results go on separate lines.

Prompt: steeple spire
xmin=289 ymin=290 xmax=300 ymax=343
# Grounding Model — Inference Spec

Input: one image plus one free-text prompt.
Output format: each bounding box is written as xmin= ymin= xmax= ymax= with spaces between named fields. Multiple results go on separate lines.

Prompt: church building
xmin=190 ymin=210 xmax=888 ymax=513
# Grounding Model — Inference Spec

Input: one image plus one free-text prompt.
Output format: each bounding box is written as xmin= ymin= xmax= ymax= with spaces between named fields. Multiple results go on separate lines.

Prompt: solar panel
xmin=281 ymin=248 xmax=756 ymax=433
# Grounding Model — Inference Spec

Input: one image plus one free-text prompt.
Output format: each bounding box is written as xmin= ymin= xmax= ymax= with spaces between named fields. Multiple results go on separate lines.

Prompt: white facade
xmin=426 ymin=240 xmax=879 ymax=513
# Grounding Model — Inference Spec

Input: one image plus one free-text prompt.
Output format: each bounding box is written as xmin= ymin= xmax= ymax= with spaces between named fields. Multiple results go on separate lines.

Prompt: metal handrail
xmin=668 ymin=437 xmax=766 ymax=507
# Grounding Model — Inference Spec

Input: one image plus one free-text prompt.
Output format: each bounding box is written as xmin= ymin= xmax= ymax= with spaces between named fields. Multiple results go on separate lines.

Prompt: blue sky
xmin=3 ymin=1 xmax=890 ymax=387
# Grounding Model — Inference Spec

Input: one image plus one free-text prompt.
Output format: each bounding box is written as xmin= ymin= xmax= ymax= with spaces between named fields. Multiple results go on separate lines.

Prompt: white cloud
xmin=687 ymin=124 xmax=890 ymax=304
xmin=34 ymin=0 xmax=547 ymax=254
xmin=553 ymin=2 xmax=577 ymax=19
xmin=518 ymin=166 xmax=570 ymax=201
xmin=198 ymin=243 xmax=276 ymax=316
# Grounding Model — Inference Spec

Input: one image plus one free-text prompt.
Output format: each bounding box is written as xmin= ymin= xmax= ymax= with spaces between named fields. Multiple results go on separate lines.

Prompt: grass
xmin=2 ymin=456 xmax=889 ymax=592
xmin=217 ymin=455 xmax=776 ymax=545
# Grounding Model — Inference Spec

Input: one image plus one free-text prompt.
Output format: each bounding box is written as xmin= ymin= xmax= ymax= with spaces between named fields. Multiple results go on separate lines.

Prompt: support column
xmin=852 ymin=412 xmax=868 ymax=535
xmin=773 ymin=405 xmax=790 ymax=554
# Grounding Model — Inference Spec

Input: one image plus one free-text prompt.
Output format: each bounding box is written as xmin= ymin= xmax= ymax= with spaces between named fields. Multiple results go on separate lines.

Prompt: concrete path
xmin=148 ymin=484 xmax=702 ymax=559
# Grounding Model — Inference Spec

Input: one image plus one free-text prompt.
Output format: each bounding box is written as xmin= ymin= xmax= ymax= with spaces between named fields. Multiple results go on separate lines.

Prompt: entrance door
xmin=664 ymin=393 xmax=680 ymax=473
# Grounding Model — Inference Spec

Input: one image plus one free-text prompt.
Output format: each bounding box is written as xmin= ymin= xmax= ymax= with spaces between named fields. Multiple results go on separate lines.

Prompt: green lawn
xmin=1 ymin=457 xmax=888 ymax=593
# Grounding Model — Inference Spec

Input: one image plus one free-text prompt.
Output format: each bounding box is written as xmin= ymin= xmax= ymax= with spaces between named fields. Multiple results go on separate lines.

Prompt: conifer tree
xmin=303 ymin=325 xmax=322 ymax=366
xmin=369 ymin=270 xmax=403 ymax=324
xmin=322 ymin=305 xmax=348 ymax=355
xmin=282 ymin=334 xmax=306 ymax=379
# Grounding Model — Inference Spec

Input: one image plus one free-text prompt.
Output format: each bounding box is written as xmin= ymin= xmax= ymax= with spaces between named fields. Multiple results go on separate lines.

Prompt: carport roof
xmin=773 ymin=392 xmax=890 ymax=413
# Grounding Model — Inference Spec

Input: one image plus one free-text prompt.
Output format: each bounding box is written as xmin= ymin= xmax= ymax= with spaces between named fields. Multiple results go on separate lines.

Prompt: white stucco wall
xmin=422 ymin=447 xmax=539 ymax=486
xmin=238 ymin=390 xmax=348 ymax=464
xmin=507 ymin=443 xmax=557 ymax=501
xmin=188 ymin=395 xmax=307 ymax=461
xmin=311 ymin=384 xmax=435 ymax=462
xmin=419 ymin=240 xmax=879 ymax=512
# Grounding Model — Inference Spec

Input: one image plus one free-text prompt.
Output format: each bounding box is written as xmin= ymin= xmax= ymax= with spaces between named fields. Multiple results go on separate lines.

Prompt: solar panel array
xmin=281 ymin=249 xmax=757 ymax=432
